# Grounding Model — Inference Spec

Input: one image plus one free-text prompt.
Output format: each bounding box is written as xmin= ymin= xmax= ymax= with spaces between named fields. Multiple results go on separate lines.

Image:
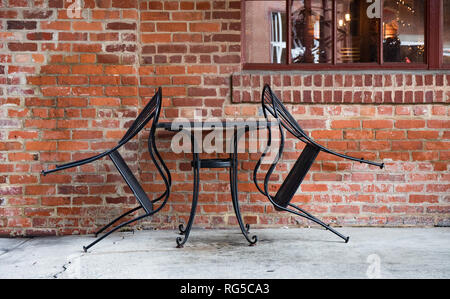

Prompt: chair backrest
xmin=115 ymin=87 xmax=171 ymax=214
xmin=256 ymin=84 xmax=321 ymax=208
xmin=261 ymin=84 xmax=313 ymax=144
xmin=261 ymin=84 xmax=385 ymax=167
xmin=118 ymin=87 xmax=162 ymax=145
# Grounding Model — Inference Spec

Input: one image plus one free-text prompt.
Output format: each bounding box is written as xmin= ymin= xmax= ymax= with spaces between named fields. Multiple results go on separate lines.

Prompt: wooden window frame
xmin=441 ymin=0 xmax=450 ymax=68
xmin=242 ymin=0 xmax=449 ymax=70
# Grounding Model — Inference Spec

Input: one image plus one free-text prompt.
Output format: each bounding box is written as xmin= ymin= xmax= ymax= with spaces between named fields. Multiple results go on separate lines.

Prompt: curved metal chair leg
xmin=229 ymin=134 xmax=257 ymax=246
xmin=288 ymin=203 xmax=315 ymax=219
xmin=94 ymin=206 xmax=142 ymax=237
xmin=83 ymin=213 xmax=150 ymax=252
xmin=285 ymin=204 xmax=349 ymax=243
xmin=178 ymin=223 xmax=186 ymax=235
xmin=176 ymin=153 xmax=200 ymax=248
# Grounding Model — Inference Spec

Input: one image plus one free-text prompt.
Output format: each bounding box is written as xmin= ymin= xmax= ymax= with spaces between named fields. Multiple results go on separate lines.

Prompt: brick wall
xmin=0 ymin=0 xmax=448 ymax=237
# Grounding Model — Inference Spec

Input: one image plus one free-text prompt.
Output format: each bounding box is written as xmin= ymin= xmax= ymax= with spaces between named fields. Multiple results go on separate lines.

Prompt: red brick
xmin=155 ymin=65 xmax=185 ymax=75
xmin=57 ymin=119 xmax=89 ymax=128
xmin=72 ymin=44 xmax=102 ymax=52
xmin=41 ymin=21 xmax=70 ymax=30
xmin=23 ymin=10 xmax=53 ymax=19
xmin=10 ymin=175 xmax=38 ymax=184
xmin=104 ymin=65 xmax=135 ymax=74
xmin=105 ymin=86 xmax=137 ymax=96
xmin=9 ymin=130 xmax=39 ymax=139
xmin=59 ymin=32 xmax=88 ymax=41
xmin=7 ymin=218 xmax=32 ymax=228
xmin=142 ymin=34 xmax=171 ymax=43
xmin=407 ymin=131 xmax=439 ymax=139
xmin=189 ymin=22 xmax=221 ymax=32
xmin=41 ymin=65 xmax=70 ymax=74
xmin=426 ymin=141 xmax=450 ymax=150
xmin=7 ymin=20 xmax=37 ymax=29
xmin=395 ymin=120 xmax=426 ymax=129
xmin=141 ymin=11 xmax=169 ymax=20
xmin=8 ymin=43 xmax=37 ymax=51
xmin=41 ymin=86 xmax=71 ymax=96
xmin=409 ymin=195 xmax=439 ymax=203
xmin=187 ymin=65 xmax=217 ymax=74
xmin=330 ymin=205 xmax=360 ymax=214
xmin=58 ymin=141 xmax=89 ymax=151
xmin=362 ymin=120 xmax=394 ymax=129
xmin=156 ymin=23 xmax=187 ymax=32
xmin=73 ymin=21 xmax=103 ymax=31
xmin=392 ymin=141 xmax=423 ymax=150
xmin=112 ymin=0 xmax=137 ymax=8
xmin=25 ymin=185 xmax=56 ymax=195
xmin=106 ymin=22 xmax=136 ymax=30
xmin=375 ymin=131 xmax=405 ymax=140
xmin=331 ymin=120 xmax=360 ymax=129
xmin=427 ymin=120 xmax=450 ymax=128
xmin=72 ymin=65 xmax=103 ymax=74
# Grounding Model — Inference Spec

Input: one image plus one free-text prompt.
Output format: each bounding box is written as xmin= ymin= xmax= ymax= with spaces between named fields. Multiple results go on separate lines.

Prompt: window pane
xmin=291 ymin=0 xmax=332 ymax=64
xmin=444 ymin=0 xmax=450 ymax=64
xmin=383 ymin=0 xmax=425 ymax=63
xmin=244 ymin=1 xmax=286 ymax=64
xmin=336 ymin=0 xmax=379 ymax=63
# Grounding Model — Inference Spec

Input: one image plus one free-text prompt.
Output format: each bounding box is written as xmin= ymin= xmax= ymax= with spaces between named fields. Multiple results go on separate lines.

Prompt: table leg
xmin=176 ymin=135 xmax=200 ymax=248
xmin=229 ymin=131 xmax=258 ymax=246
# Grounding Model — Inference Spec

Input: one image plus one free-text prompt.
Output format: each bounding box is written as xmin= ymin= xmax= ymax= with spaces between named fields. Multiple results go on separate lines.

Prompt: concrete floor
xmin=0 ymin=227 xmax=449 ymax=279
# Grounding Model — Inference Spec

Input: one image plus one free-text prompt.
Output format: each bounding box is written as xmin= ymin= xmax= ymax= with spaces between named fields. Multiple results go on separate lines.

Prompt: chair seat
xmin=273 ymin=143 xmax=320 ymax=210
xmin=108 ymin=150 xmax=153 ymax=214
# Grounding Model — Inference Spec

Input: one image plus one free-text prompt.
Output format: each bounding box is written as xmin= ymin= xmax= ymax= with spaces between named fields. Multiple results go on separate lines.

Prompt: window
xmin=444 ymin=0 xmax=450 ymax=65
xmin=243 ymin=0 xmax=449 ymax=69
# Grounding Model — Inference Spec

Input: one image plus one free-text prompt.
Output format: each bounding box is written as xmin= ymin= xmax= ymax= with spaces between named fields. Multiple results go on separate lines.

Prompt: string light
xmin=393 ymin=1 xmax=416 ymax=28
xmin=395 ymin=0 xmax=416 ymax=14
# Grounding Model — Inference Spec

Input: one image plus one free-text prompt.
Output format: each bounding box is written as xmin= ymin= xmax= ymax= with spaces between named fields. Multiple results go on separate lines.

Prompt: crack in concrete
xmin=52 ymin=252 xmax=86 ymax=279
xmin=51 ymin=232 xmax=135 ymax=278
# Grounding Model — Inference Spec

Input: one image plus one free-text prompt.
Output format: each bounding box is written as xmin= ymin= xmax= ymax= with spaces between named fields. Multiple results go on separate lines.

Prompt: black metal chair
xmin=42 ymin=87 xmax=171 ymax=251
xmin=253 ymin=84 xmax=384 ymax=243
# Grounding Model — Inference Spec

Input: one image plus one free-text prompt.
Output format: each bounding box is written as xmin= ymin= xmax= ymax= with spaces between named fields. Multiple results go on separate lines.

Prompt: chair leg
xmin=287 ymin=203 xmax=349 ymax=243
xmin=176 ymin=152 xmax=200 ymax=248
xmin=178 ymin=223 xmax=186 ymax=235
xmin=94 ymin=206 xmax=142 ymax=237
xmin=83 ymin=213 xmax=150 ymax=252
xmin=229 ymin=133 xmax=257 ymax=246
xmin=288 ymin=203 xmax=315 ymax=219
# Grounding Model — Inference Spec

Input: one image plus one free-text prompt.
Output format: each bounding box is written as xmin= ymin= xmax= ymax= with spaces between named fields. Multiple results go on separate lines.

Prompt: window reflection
xmin=271 ymin=11 xmax=287 ymax=63
xmin=383 ymin=0 xmax=425 ymax=63
xmin=245 ymin=1 xmax=286 ymax=64
xmin=291 ymin=0 xmax=332 ymax=64
xmin=336 ymin=0 xmax=379 ymax=63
